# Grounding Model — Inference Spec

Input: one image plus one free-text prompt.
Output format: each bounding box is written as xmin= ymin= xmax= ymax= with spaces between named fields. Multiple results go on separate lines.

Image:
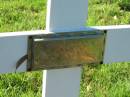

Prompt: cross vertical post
xmin=42 ymin=0 xmax=88 ymax=97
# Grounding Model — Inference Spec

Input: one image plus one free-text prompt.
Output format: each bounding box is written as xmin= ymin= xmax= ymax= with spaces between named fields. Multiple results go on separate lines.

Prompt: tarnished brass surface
xmin=28 ymin=31 xmax=106 ymax=70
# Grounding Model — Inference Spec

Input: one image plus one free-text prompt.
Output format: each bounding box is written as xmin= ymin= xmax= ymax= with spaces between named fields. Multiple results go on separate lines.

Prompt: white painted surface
xmin=0 ymin=30 xmax=46 ymax=38
xmin=0 ymin=26 xmax=130 ymax=74
xmin=46 ymin=0 xmax=88 ymax=32
xmin=89 ymin=25 xmax=130 ymax=30
xmin=43 ymin=0 xmax=88 ymax=97
xmin=88 ymin=26 xmax=130 ymax=64
xmin=42 ymin=67 xmax=81 ymax=97
xmin=0 ymin=36 xmax=27 ymax=73
xmin=0 ymin=25 xmax=129 ymax=37
xmin=103 ymin=28 xmax=130 ymax=64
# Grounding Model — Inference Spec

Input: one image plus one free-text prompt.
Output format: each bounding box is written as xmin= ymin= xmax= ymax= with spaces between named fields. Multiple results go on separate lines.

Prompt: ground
xmin=0 ymin=0 xmax=130 ymax=97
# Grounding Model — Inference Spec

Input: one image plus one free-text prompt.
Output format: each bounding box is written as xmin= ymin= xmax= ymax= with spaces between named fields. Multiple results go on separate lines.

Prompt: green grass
xmin=0 ymin=0 xmax=46 ymax=32
xmin=0 ymin=71 xmax=42 ymax=97
xmin=87 ymin=0 xmax=130 ymax=26
xmin=0 ymin=0 xmax=130 ymax=97
xmin=80 ymin=63 xmax=130 ymax=97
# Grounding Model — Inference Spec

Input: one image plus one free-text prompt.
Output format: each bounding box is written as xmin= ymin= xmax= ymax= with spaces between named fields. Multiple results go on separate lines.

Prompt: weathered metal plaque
xmin=27 ymin=31 xmax=106 ymax=71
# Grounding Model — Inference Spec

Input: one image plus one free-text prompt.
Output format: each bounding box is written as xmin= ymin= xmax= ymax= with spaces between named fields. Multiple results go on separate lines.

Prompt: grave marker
xmin=0 ymin=0 xmax=130 ymax=97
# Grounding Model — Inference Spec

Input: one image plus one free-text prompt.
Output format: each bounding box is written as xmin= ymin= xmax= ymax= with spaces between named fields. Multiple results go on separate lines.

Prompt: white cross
xmin=0 ymin=0 xmax=130 ymax=97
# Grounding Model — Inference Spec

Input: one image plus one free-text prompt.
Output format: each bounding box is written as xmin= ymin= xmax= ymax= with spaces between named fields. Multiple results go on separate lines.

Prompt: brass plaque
xmin=28 ymin=31 xmax=106 ymax=70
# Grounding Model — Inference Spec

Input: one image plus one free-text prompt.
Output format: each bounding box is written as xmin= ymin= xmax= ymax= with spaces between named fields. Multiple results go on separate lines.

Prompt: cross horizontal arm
xmin=0 ymin=25 xmax=130 ymax=74
xmin=0 ymin=25 xmax=130 ymax=37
